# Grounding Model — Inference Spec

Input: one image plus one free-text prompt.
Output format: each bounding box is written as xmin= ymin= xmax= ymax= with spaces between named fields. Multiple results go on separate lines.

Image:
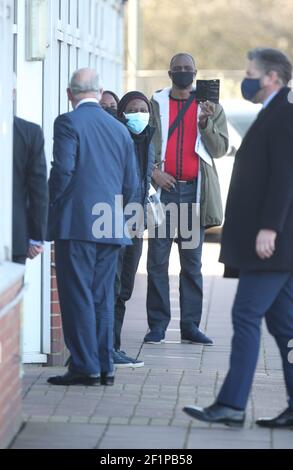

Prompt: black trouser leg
xmin=114 ymin=237 xmax=143 ymax=350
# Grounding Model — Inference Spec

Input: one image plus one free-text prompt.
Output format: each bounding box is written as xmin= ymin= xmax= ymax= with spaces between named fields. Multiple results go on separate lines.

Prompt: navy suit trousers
xmin=218 ymin=272 xmax=293 ymax=410
xmin=55 ymin=240 xmax=120 ymax=376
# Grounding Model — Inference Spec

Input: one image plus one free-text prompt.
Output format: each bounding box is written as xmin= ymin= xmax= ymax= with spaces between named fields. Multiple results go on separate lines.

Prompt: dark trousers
xmin=218 ymin=272 xmax=293 ymax=410
xmin=114 ymin=237 xmax=143 ymax=350
xmin=55 ymin=240 xmax=120 ymax=376
xmin=13 ymin=255 xmax=26 ymax=265
xmin=146 ymin=181 xmax=204 ymax=335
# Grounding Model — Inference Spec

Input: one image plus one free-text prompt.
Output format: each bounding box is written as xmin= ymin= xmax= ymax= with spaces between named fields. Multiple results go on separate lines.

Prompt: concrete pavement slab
xmin=12 ymin=241 xmax=292 ymax=449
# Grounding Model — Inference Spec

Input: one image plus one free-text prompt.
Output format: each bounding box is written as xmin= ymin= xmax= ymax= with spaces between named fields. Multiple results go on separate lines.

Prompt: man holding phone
xmin=145 ymin=52 xmax=229 ymax=345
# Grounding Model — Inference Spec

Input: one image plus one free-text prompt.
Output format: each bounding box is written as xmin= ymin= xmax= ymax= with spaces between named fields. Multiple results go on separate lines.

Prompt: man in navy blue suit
xmin=47 ymin=68 xmax=138 ymax=386
xmin=184 ymin=48 xmax=293 ymax=428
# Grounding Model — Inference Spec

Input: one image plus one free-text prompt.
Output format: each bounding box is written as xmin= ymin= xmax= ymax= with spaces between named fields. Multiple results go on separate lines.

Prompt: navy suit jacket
xmin=47 ymin=102 xmax=138 ymax=245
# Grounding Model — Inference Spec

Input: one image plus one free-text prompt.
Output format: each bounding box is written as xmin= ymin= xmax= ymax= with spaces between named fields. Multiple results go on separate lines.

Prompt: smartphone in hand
xmin=196 ymin=79 xmax=220 ymax=103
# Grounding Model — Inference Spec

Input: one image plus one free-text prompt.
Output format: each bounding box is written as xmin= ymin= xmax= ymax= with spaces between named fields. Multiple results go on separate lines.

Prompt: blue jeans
xmin=146 ymin=180 xmax=204 ymax=335
xmin=218 ymin=271 xmax=293 ymax=410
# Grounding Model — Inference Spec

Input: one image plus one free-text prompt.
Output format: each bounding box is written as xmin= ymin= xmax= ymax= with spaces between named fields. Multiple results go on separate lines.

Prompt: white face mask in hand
xmin=124 ymin=112 xmax=150 ymax=134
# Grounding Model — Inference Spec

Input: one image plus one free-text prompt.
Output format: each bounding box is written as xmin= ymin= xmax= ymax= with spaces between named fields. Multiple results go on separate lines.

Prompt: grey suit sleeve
xmin=49 ymin=114 xmax=78 ymax=204
xmin=122 ymin=137 xmax=138 ymax=207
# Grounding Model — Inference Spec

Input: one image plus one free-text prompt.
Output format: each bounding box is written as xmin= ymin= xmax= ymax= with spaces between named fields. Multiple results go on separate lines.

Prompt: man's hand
xmin=27 ymin=244 xmax=44 ymax=260
xmin=152 ymin=168 xmax=177 ymax=192
xmin=199 ymin=100 xmax=216 ymax=128
xmin=255 ymin=229 xmax=277 ymax=260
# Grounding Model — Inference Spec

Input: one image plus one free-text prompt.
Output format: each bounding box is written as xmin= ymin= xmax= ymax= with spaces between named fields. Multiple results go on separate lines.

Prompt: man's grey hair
xmin=69 ymin=69 xmax=100 ymax=96
xmin=248 ymin=48 xmax=292 ymax=85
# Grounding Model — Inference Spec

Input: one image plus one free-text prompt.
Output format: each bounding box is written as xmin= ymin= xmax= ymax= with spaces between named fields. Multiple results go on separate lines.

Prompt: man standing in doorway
xmin=47 ymin=69 xmax=137 ymax=386
xmin=145 ymin=53 xmax=228 ymax=345
xmin=184 ymin=48 xmax=293 ymax=428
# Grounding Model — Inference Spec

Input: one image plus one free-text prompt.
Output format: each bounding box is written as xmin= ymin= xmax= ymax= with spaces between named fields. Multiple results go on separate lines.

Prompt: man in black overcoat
xmin=184 ymin=48 xmax=293 ymax=428
xmin=13 ymin=116 xmax=48 ymax=264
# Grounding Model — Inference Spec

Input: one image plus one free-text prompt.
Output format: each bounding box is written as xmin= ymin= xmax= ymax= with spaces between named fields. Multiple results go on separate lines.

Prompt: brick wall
xmin=48 ymin=245 xmax=68 ymax=366
xmin=0 ymin=279 xmax=23 ymax=449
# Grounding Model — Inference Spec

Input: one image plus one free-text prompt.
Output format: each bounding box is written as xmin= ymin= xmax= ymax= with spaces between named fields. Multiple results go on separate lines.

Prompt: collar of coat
xmin=152 ymin=87 xmax=213 ymax=167
xmin=241 ymin=87 xmax=291 ymax=148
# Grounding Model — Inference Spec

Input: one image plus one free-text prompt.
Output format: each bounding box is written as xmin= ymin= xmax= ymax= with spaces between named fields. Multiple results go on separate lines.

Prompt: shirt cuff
xmin=29 ymin=240 xmax=44 ymax=246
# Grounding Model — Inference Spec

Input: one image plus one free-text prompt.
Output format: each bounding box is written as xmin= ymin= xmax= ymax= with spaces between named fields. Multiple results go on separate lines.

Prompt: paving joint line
xmin=170 ymin=369 xmax=185 ymax=425
xmin=130 ymin=368 xmax=152 ymax=423
xmin=22 ymin=369 xmax=44 ymax=399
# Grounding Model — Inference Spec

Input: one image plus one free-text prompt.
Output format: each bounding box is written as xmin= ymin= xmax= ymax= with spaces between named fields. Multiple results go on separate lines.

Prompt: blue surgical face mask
xmin=241 ymin=78 xmax=262 ymax=101
xmin=124 ymin=112 xmax=150 ymax=134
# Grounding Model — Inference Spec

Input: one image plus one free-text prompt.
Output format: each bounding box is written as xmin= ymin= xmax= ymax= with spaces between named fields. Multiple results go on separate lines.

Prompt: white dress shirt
xmin=262 ymin=90 xmax=278 ymax=109
xmin=75 ymin=98 xmax=100 ymax=109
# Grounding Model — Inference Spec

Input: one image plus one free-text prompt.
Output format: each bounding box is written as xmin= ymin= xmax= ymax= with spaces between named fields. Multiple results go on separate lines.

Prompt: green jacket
xmin=150 ymin=87 xmax=229 ymax=227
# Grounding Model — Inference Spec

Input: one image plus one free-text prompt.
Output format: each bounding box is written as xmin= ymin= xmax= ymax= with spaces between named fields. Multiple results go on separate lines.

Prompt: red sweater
xmin=165 ymin=96 xmax=199 ymax=180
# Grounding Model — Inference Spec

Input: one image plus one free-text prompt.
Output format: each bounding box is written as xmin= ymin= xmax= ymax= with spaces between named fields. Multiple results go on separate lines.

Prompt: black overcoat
xmin=220 ymin=87 xmax=293 ymax=272
xmin=13 ymin=117 xmax=48 ymax=257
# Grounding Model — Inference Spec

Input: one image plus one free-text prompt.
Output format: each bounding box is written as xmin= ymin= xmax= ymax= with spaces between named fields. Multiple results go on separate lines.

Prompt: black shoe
xmin=181 ymin=329 xmax=213 ymax=345
xmin=256 ymin=407 xmax=293 ymax=428
xmin=101 ymin=372 xmax=115 ymax=386
xmin=47 ymin=371 xmax=101 ymax=386
xmin=183 ymin=403 xmax=245 ymax=427
xmin=64 ymin=355 xmax=72 ymax=367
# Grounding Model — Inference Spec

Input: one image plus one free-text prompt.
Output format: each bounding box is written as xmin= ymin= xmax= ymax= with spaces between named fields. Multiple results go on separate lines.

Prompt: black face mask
xmin=104 ymin=107 xmax=118 ymax=117
xmin=171 ymin=71 xmax=195 ymax=89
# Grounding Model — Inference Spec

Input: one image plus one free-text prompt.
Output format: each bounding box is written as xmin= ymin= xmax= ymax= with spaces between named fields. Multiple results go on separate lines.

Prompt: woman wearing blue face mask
xmin=113 ymin=91 xmax=155 ymax=368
